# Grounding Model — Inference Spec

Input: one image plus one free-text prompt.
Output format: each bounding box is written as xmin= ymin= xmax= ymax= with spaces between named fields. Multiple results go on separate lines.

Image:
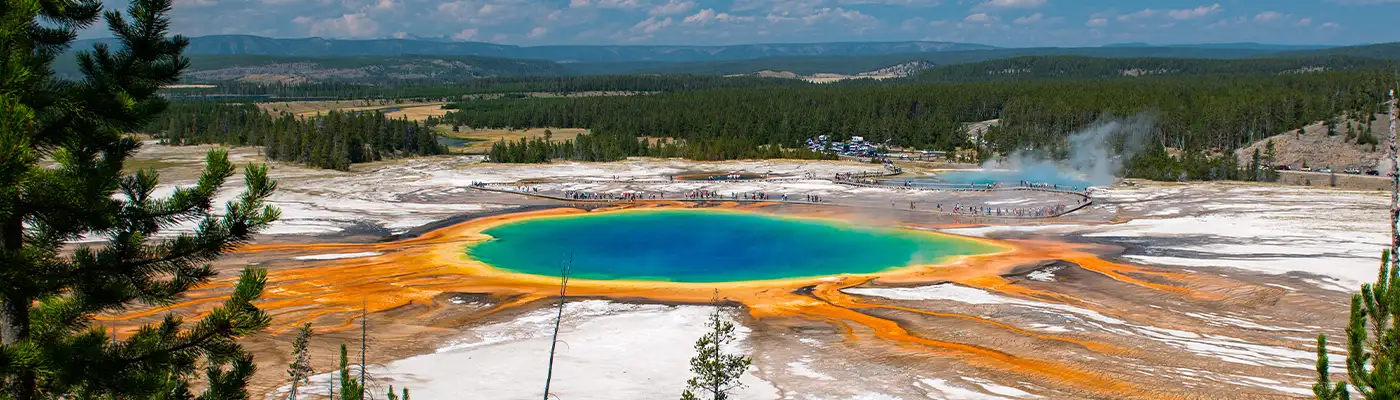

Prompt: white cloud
xmin=1085 ymin=17 xmax=1106 ymax=27
xmin=451 ymin=28 xmax=478 ymax=40
xmin=372 ymin=0 xmax=396 ymax=10
xmin=649 ymin=0 xmax=694 ymax=15
xmin=174 ymin=0 xmax=217 ymax=8
xmin=1012 ymin=12 xmax=1042 ymax=24
xmin=433 ymin=0 xmax=549 ymax=27
xmin=976 ymin=0 xmax=1044 ymax=9
xmin=1320 ymin=21 xmax=1340 ymax=29
xmin=900 ymin=17 xmax=925 ymax=31
xmin=840 ymin=0 xmax=940 ymax=6
xmin=1165 ymin=3 xmax=1220 ymax=20
xmin=569 ymin=0 xmax=589 ymax=7
xmin=682 ymin=8 xmax=754 ymax=24
xmin=1118 ymin=3 xmax=1220 ymax=22
xmin=765 ymin=13 xmax=795 ymax=23
xmin=801 ymin=7 xmax=875 ymax=25
xmin=1252 ymin=11 xmax=1284 ymax=22
xmin=963 ymin=13 xmax=992 ymax=22
xmin=1296 ymin=17 xmax=1313 ymax=26
xmin=734 ymin=0 xmax=822 ymax=14
xmin=292 ymin=16 xmax=314 ymax=24
xmin=527 ymin=27 xmax=548 ymax=38
xmin=631 ymin=16 xmax=674 ymax=34
xmin=1116 ymin=9 xmax=1155 ymax=21
xmin=307 ymin=13 xmax=380 ymax=38
xmin=593 ymin=0 xmax=646 ymax=9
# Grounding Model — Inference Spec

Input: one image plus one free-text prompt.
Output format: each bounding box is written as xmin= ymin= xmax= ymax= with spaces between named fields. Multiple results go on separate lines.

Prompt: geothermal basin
xmin=467 ymin=209 xmax=1003 ymax=282
xmin=106 ymin=146 xmax=1370 ymax=400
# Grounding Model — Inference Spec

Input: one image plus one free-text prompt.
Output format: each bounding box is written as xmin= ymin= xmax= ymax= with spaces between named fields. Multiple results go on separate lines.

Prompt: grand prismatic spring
xmin=100 ymin=152 xmax=1372 ymax=400
xmin=468 ymin=209 xmax=1003 ymax=282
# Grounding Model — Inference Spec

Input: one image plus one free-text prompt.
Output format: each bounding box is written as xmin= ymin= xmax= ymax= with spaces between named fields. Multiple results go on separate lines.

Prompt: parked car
xmin=1275 ymin=165 xmax=1291 ymax=170
xmin=1368 ymin=169 xmax=1381 ymax=176
xmin=1345 ymin=167 xmax=1362 ymax=175
xmin=1318 ymin=168 xmax=1332 ymax=173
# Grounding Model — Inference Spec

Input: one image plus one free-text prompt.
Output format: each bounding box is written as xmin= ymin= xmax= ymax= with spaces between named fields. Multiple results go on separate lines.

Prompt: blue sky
xmin=82 ymin=0 xmax=1398 ymax=46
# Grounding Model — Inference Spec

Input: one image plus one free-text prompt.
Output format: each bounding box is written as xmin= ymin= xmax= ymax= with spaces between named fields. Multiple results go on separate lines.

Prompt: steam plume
xmin=983 ymin=113 xmax=1155 ymax=187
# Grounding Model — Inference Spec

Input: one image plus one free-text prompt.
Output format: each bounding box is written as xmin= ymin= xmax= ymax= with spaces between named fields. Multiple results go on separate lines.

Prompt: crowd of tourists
xmin=683 ymin=190 xmax=723 ymax=200
xmin=488 ymin=184 xmax=538 ymax=193
xmin=562 ymin=190 xmax=642 ymax=200
xmin=834 ymin=172 xmax=888 ymax=184
xmin=932 ymin=202 xmax=1072 ymax=217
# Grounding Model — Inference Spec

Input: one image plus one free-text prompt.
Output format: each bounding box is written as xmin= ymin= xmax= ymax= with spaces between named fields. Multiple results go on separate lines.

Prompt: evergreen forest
xmin=152 ymin=102 xmax=446 ymax=170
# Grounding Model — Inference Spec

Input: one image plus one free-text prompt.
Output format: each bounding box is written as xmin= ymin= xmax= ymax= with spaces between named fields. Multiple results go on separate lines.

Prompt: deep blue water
xmin=467 ymin=210 xmax=1000 ymax=282
xmin=886 ymin=170 xmax=1094 ymax=189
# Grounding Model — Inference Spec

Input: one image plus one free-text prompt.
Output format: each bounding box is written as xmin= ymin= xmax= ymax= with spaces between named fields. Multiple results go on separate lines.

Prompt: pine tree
xmin=1263 ymin=140 xmax=1278 ymax=181
xmin=1249 ymin=149 xmax=1261 ymax=182
xmin=1314 ymin=250 xmax=1400 ymax=399
xmin=386 ymin=385 xmax=409 ymax=400
xmin=287 ymin=323 xmax=316 ymax=400
xmin=0 ymin=0 xmax=281 ymax=398
xmin=680 ymin=293 xmax=753 ymax=400
xmin=338 ymin=344 xmax=365 ymax=400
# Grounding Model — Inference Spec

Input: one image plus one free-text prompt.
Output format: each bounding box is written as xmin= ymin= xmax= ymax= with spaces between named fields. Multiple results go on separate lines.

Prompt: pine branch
xmin=117 ymin=267 xmax=270 ymax=365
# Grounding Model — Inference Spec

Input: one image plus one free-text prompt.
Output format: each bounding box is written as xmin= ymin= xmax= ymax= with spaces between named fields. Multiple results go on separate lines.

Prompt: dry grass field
xmin=384 ymin=104 xmax=452 ymax=121
xmin=439 ymin=127 xmax=588 ymax=153
xmin=257 ymin=100 xmax=447 ymax=119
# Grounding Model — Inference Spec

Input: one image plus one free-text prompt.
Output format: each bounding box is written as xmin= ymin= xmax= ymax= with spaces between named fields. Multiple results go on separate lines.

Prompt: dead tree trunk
xmin=1390 ymin=90 xmax=1398 ymax=271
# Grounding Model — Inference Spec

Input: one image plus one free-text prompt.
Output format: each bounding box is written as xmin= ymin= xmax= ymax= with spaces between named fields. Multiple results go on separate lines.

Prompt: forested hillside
xmin=438 ymin=70 xmax=1391 ymax=160
xmin=912 ymin=55 xmax=1395 ymax=82
xmin=587 ymin=46 xmax=1298 ymax=77
xmin=72 ymin=35 xmax=996 ymax=62
xmin=176 ymin=75 xmax=808 ymax=99
xmin=1266 ymin=42 xmax=1400 ymax=60
xmin=58 ymin=54 xmax=568 ymax=83
xmin=151 ymin=103 xmax=445 ymax=170
xmin=572 ymin=53 xmax=946 ymax=76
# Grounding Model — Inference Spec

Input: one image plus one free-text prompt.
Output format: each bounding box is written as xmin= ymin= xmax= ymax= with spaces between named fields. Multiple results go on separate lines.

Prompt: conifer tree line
xmin=150 ymin=102 xmax=447 ymax=170
xmin=486 ymin=132 xmax=833 ymax=163
xmin=440 ymin=70 xmax=1392 ymax=165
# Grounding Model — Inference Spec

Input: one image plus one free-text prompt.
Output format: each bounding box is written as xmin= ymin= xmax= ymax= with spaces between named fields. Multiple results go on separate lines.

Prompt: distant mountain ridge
xmin=1264 ymin=42 xmax=1400 ymax=60
xmin=56 ymin=35 xmax=1396 ymax=84
xmin=179 ymin=54 xmax=566 ymax=84
xmin=1102 ymin=42 xmax=1335 ymax=51
xmin=71 ymin=35 xmax=998 ymax=63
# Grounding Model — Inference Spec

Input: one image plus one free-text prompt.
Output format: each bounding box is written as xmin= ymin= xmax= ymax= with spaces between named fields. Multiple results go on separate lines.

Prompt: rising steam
xmin=983 ymin=113 xmax=1156 ymax=187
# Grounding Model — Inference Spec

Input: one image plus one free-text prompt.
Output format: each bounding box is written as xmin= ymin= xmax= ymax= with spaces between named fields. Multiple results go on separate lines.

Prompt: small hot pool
xmin=886 ymin=170 xmax=1094 ymax=189
xmin=467 ymin=210 xmax=1001 ymax=282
